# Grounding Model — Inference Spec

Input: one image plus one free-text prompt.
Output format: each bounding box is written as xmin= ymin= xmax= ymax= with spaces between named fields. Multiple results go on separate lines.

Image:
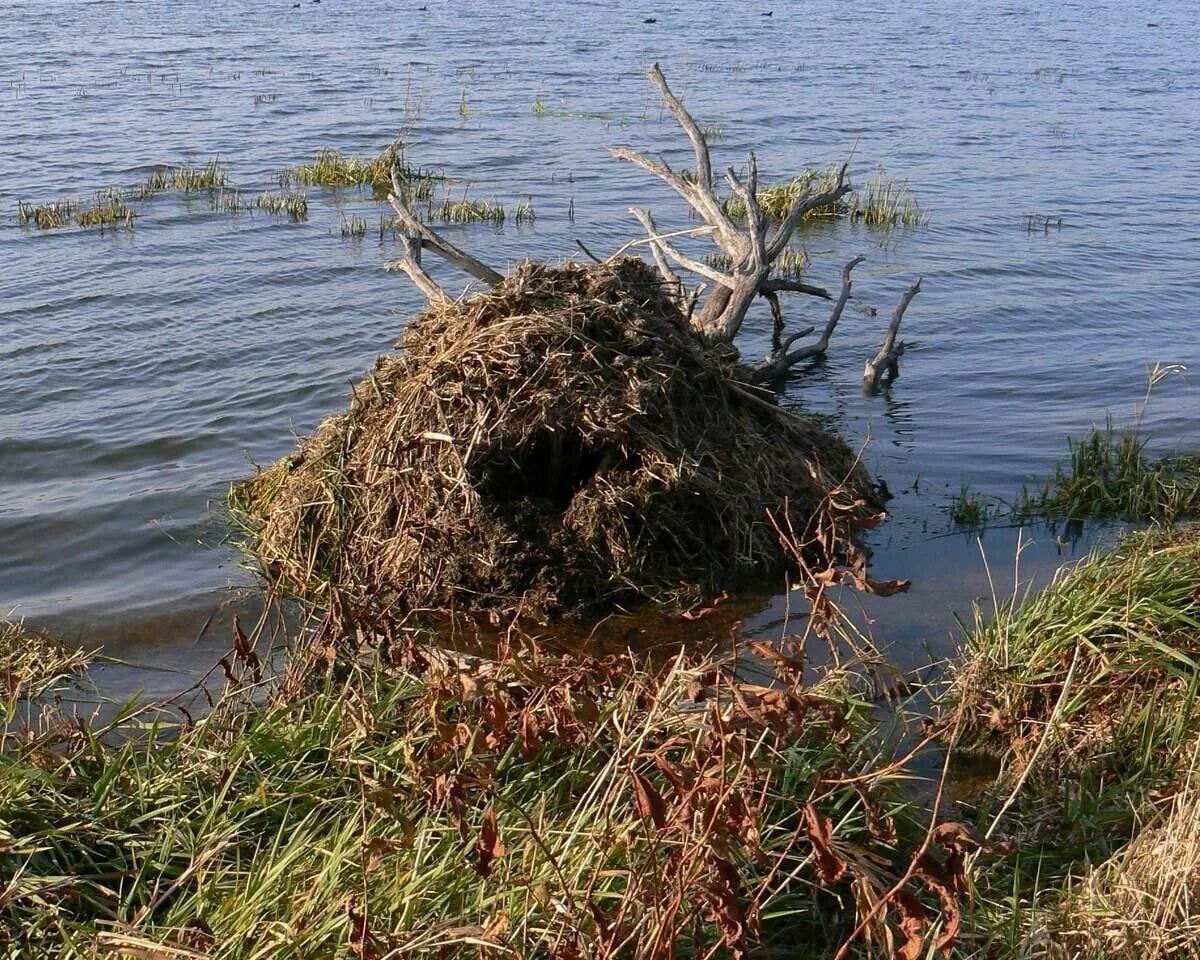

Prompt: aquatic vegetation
xmin=945 ymin=525 xmax=1200 ymax=956
xmin=133 ymin=159 xmax=230 ymax=197
xmin=17 ymin=198 xmax=80 ymax=229
xmin=73 ymin=195 xmax=135 ymax=231
xmin=724 ymin=164 xmax=850 ymax=222
xmin=229 ymin=258 xmax=882 ymax=622
xmin=280 ymin=143 xmax=440 ymax=199
xmin=1013 ymin=420 xmax=1200 ymax=524
xmin=254 ymin=190 xmax=308 ymax=221
xmin=0 ymin=619 xmax=88 ymax=702
xmin=431 ymin=193 xmax=507 ymax=224
xmin=339 ymin=213 xmax=367 ymax=239
xmin=207 ymin=189 xmax=308 ymax=222
xmin=947 ymin=482 xmax=1001 ymax=528
xmin=0 ymin=617 xmax=943 ymax=959
xmin=514 ymin=197 xmax=536 ymax=225
xmin=706 ymin=246 xmax=809 ymax=279
xmin=723 ymin=166 xmax=928 ymax=230
xmin=849 ymin=170 xmax=928 ymax=229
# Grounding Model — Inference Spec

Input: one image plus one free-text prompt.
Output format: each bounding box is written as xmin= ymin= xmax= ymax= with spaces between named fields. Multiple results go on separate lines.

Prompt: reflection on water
xmin=1 ymin=0 xmax=1197 ymax=698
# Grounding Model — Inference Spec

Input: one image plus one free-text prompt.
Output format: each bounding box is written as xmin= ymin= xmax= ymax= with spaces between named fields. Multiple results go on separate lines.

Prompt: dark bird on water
xmin=643 ymin=16 xmax=657 ymax=23
xmin=762 ymin=10 xmax=773 ymax=15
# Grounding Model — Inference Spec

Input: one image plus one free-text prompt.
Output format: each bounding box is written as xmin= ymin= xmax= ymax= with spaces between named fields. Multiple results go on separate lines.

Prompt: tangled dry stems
xmin=230 ymin=258 xmax=881 ymax=625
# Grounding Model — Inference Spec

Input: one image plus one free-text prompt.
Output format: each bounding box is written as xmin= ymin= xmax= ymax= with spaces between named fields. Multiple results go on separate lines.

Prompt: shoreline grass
xmin=0 ymin=619 xmax=89 ymax=703
xmin=1014 ymin=420 xmax=1200 ymax=525
xmin=1 ymin=622 xmax=936 ymax=958
xmin=943 ymin=525 xmax=1200 ymax=956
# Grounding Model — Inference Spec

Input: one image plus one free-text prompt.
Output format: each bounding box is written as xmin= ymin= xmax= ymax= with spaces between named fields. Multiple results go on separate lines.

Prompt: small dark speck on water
xmin=762 ymin=10 xmax=773 ymax=15
xmin=643 ymin=17 xmax=657 ymax=24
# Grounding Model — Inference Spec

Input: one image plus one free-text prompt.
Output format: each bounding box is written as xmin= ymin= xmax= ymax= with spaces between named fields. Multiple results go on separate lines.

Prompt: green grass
xmin=0 ymin=631 xmax=928 ymax=958
xmin=279 ymin=144 xmax=441 ymax=201
xmin=73 ymin=194 xmax=136 ymax=231
xmin=132 ymin=160 xmax=230 ymax=198
xmin=723 ymin=165 xmax=849 ymax=223
xmin=1014 ymin=421 xmax=1200 ymax=526
xmin=848 ymin=171 xmax=927 ymax=229
xmin=943 ymin=525 xmax=1200 ymax=956
xmin=722 ymin=166 xmax=927 ymax=231
xmin=17 ymin=199 xmax=80 ymax=229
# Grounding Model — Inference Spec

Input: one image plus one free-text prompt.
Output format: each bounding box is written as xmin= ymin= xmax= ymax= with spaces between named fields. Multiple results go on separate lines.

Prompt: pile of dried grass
xmin=230 ymin=258 xmax=879 ymax=622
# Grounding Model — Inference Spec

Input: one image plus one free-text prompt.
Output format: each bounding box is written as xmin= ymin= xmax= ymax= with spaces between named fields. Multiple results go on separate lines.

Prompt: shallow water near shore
xmin=2 ymin=0 xmax=1197 ymax=698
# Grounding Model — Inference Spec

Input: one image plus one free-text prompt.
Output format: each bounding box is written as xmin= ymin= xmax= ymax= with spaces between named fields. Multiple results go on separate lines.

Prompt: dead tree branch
xmin=387 ymin=166 xmax=504 ymax=288
xmin=384 ymin=232 xmax=447 ymax=305
xmin=863 ymin=278 xmax=921 ymax=391
xmin=747 ymin=256 xmax=864 ymax=385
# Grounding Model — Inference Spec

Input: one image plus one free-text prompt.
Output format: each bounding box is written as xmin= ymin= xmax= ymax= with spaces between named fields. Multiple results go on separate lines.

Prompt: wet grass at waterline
xmin=944 ymin=422 xmax=1200 ymax=533
xmin=1013 ymin=421 xmax=1200 ymax=526
xmin=0 ymin=619 xmax=89 ymax=703
xmin=0 ymin=620 xmax=944 ymax=959
xmin=210 ymin=189 xmax=309 ymax=221
xmin=942 ymin=525 xmax=1200 ymax=958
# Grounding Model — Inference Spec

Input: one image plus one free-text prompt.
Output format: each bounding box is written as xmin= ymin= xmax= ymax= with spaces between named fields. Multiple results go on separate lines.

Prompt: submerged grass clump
xmin=723 ymin=166 xmax=928 ymax=231
xmin=72 ymin=194 xmax=135 ymax=231
xmin=0 ymin=622 xmax=940 ymax=958
xmin=132 ymin=159 xmax=230 ymax=197
xmin=0 ymin=619 xmax=89 ymax=702
xmin=1014 ymin=421 xmax=1200 ymax=525
xmin=849 ymin=172 xmax=927 ymax=229
xmin=947 ymin=482 xmax=1002 ymax=529
xmin=724 ymin=165 xmax=849 ymax=222
xmin=340 ymin=213 xmax=367 ymax=238
xmin=280 ymin=143 xmax=441 ymax=200
xmin=16 ymin=198 xmax=80 ymax=229
xmin=229 ymin=258 xmax=880 ymax=622
xmin=431 ymin=193 xmax=507 ymax=224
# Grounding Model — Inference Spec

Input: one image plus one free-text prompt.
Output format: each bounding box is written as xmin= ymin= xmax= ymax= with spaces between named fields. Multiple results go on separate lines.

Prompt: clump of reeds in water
xmin=132 ymin=159 xmax=229 ymax=198
xmin=208 ymin=189 xmax=309 ymax=222
xmin=340 ymin=214 xmax=367 ymax=239
xmin=17 ymin=198 xmax=80 ymax=229
xmin=706 ymin=245 xmax=808 ymax=278
xmin=849 ymin=170 xmax=928 ymax=229
xmin=255 ymin=190 xmax=307 ymax=221
xmin=723 ymin=165 xmax=928 ymax=230
xmin=280 ymin=144 xmax=441 ymax=201
xmin=1013 ymin=420 xmax=1200 ymax=525
xmin=74 ymin=192 xmax=136 ymax=232
xmin=431 ymin=193 xmax=507 ymax=225
xmin=724 ymin=165 xmax=850 ymax=222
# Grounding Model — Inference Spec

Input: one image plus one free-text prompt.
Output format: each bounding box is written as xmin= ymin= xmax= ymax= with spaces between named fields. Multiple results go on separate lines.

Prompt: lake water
xmin=2 ymin=0 xmax=1197 ymax=695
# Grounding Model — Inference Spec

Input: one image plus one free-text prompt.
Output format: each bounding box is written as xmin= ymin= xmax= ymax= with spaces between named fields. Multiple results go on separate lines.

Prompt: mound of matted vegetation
xmin=230 ymin=257 xmax=880 ymax=622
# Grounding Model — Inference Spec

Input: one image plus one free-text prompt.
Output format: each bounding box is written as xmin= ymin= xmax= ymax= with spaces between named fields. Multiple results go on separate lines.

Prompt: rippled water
xmin=2 ymin=0 xmax=1197 ymax=691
